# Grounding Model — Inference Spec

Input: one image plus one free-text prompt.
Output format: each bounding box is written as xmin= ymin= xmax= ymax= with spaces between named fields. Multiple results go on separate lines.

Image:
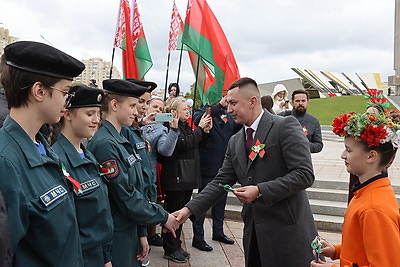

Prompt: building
xmin=0 ymin=27 xmax=18 ymax=58
xmin=74 ymin=57 xmax=121 ymax=86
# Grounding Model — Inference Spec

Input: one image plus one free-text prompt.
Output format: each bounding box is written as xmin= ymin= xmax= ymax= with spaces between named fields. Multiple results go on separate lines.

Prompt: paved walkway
xmin=145 ymin=139 xmax=399 ymax=266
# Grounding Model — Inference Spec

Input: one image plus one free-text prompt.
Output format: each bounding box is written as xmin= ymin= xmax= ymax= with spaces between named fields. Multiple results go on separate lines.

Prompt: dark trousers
xmin=162 ymin=190 xmax=193 ymax=254
xmin=192 ymin=175 xmax=228 ymax=242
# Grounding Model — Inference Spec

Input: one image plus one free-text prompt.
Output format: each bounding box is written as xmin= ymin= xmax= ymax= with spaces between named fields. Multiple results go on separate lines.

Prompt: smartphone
xmin=155 ymin=113 xmax=173 ymax=122
xmin=205 ymin=106 xmax=212 ymax=116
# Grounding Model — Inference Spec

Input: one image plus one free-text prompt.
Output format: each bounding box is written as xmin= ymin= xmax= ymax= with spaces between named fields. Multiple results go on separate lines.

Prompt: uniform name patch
xmin=126 ymin=154 xmax=137 ymax=166
xmin=80 ymin=179 xmax=100 ymax=193
xmin=135 ymin=142 xmax=146 ymax=150
xmin=102 ymin=159 xmax=119 ymax=179
xmin=40 ymin=185 xmax=67 ymax=207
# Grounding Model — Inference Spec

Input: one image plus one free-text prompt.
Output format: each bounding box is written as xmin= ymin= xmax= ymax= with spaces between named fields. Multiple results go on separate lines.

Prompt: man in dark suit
xmin=173 ymin=77 xmax=319 ymax=266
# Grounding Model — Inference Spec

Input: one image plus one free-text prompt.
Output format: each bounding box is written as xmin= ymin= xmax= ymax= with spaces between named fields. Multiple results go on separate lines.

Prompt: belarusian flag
xmin=168 ymin=1 xmax=184 ymax=51
xmin=181 ymin=0 xmax=240 ymax=104
xmin=114 ymin=0 xmax=138 ymax=78
xmin=131 ymin=0 xmax=153 ymax=79
xmin=113 ymin=0 xmax=152 ymax=79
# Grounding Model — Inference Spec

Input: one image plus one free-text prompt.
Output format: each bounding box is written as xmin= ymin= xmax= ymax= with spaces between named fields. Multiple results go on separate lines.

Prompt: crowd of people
xmin=0 ymin=40 xmax=399 ymax=267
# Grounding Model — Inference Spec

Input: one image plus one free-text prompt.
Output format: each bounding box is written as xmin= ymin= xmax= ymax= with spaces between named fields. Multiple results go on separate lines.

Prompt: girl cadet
xmin=121 ymin=78 xmax=168 ymax=266
xmin=87 ymin=79 xmax=179 ymax=267
xmin=311 ymin=112 xmax=400 ymax=267
xmin=51 ymin=85 xmax=113 ymax=267
xmin=0 ymin=41 xmax=85 ymax=266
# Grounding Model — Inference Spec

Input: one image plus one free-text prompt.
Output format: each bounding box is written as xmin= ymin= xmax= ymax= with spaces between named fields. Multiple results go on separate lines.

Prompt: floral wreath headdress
xmin=365 ymin=89 xmax=390 ymax=110
xmin=332 ymin=112 xmax=400 ymax=148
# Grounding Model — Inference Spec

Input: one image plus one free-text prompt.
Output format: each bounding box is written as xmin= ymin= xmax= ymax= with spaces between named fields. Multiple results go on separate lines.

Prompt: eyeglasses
xmin=50 ymin=86 xmax=75 ymax=106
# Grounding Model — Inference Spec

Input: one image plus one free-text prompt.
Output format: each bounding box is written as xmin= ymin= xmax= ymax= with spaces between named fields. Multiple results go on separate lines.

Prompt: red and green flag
xmin=168 ymin=1 xmax=184 ymax=51
xmin=114 ymin=0 xmax=152 ymax=79
xmin=180 ymin=0 xmax=240 ymax=105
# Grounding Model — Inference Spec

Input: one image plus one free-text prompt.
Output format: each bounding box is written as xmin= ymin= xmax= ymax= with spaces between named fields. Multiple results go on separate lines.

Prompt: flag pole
xmin=164 ymin=51 xmax=171 ymax=101
xmin=176 ymin=42 xmax=184 ymax=85
xmin=109 ymin=47 xmax=116 ymax=79
xmin=190 ymin=54 xmax=201 ymax=129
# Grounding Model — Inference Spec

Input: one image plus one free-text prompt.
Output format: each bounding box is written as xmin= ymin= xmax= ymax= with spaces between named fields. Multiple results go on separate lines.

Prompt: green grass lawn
xmin=307 ymin=95 xmax=395 ymax=125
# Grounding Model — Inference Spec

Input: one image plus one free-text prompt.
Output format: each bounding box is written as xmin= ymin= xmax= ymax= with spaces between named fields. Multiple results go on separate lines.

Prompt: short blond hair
xmin=164 ymin=96 xmax=186 ymax=113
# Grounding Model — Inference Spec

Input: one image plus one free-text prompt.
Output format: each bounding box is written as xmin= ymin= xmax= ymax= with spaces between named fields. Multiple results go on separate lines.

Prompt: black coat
xmin=160 ymin=121 xmax=208 ymax=191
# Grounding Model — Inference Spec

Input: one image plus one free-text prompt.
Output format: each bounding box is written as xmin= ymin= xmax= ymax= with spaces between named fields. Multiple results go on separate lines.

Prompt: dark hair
xmin=0 ymin=54 xmax=60 ymax=108
xmin=167 ymin=83 xmax=180 ymax=97
xmin=291 ymin=89 xmax=309 ymax=101
xmin=360 ymin=141 xmax=397 ymax=168
xmin=228 ymin=77 xmax=258 ymax=90
xmin=261 ymin=95 xmax=275 ymax=114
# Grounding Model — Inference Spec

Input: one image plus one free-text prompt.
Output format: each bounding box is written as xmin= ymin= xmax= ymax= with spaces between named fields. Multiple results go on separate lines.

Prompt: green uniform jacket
xmin=121 ymin=126 xmax=155 ymax=202
xmin=0 ymin=117 xmax=83 ymax=267
xmin=53 ymin=134 xmax=114 ymax=266
xmin=87 ymin=120 xmax=168 ymax=267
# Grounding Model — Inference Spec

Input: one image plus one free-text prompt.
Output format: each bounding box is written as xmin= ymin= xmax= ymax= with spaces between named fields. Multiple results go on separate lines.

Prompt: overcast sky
xmin=0 ymin=0 xmax=395 ymax=93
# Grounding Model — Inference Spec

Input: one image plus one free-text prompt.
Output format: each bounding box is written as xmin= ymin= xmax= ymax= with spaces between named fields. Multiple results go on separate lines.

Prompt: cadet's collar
xmin=101 ymin=120 xmax=130 ymax=144
xmin=3 ymin=117 xmax=58 ymax=167
xmin=56 ymin=134 xmax=95 ymax=168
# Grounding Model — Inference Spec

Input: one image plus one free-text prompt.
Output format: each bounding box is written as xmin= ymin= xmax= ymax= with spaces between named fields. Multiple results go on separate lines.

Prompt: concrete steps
xmin=195 ymin=179 xmax=400 ymax=233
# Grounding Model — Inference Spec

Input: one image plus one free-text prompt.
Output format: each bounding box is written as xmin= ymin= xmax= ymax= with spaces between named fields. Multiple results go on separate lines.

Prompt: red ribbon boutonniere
xmin=220 ymin=114 xmax=228 ymax=123
xmin=248 ymin=139 xmax=266 ymax=161
xmin=303 ymin=126 xmax=308 ymax=136
xmin=62 ymin=163 xmax=82 ymax=194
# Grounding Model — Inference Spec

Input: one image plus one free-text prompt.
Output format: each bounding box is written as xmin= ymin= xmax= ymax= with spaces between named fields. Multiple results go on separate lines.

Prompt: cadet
xmin=0 ymin=41 xmax=85 ymax=266
xmin=51 ymin=85 xmax=114 ymax=266
xmin=122 ymin=78 xmax=158 ymax=205
xmin=87 ymin=79 xmax=179 ymax=267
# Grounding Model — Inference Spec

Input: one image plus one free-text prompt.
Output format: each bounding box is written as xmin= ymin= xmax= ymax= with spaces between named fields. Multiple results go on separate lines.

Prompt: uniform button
xmin=248 ymin=177 xmax=252 ymax=181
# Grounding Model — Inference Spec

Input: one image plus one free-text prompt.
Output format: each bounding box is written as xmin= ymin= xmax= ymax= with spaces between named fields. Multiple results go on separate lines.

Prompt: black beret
xmin=4 ymin=41 xmax=85 ymax=80
xmin=125 ymin=78 xmax=157 ymax=92
xmin=67 ymin=85 xmax=104 ymax=109
xmin=102 ymin=79 xmax=148 ymax=98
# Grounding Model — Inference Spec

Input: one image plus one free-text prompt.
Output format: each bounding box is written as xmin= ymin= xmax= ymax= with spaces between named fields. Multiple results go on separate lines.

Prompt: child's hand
xmin=310 ymin=259 xmax=332 ymax=267
xmin=320 ymin=239 xmax=336 ymax=258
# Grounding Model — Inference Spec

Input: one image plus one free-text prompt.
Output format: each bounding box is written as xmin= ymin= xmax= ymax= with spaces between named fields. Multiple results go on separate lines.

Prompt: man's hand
xmin=136 ymin=236 xmax=149 ymax=261
xmin=171 ymin=207 xmax=192 ymax=224
xmin=162 ymin=214 xmax=179 ymax=238
xmin=233 ymin=185 xmax=260 ymax=203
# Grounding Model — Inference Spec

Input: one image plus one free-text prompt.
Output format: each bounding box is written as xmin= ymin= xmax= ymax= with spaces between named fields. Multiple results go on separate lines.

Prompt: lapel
xmin=236 ymin=127 xmax=248 ymax=172
xmin=247 ymin=111 xmax=274 ymax=171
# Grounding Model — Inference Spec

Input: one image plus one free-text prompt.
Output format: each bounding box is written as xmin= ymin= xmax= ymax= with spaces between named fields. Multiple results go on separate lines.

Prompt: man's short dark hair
xmin=228 ymin=77 xmax=258 ymax=90
xmin=291 ymin=89 xmax=309 ymax=100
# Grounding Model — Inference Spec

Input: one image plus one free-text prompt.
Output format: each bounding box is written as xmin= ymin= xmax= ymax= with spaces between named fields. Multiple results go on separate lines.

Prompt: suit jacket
xmin=186 ymin=111 xmax=318 ymax=267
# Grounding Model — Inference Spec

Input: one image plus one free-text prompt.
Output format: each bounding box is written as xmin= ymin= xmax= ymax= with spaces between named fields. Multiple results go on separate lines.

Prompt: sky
xmin=0 ymin=0 xmax=395 ymax=93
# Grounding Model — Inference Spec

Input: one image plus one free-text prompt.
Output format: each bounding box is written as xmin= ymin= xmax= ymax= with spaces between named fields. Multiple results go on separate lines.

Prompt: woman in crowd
xmin=141 ymin=97 xmax=180 ymax=245
xmin=51 ymin=85 xmax=113 ymax=266
xmin=167 ymin=83 xmax=180 ymax=101
xmin=271 ymin=83 xmax=291 ymax=114
xmin=160 ymin=97 xmax=212 ymax=263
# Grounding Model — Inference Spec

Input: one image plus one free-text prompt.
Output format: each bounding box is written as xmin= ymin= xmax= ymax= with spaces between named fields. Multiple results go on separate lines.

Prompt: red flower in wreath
xmin=332 ymin=113 xmax=353 ymax=136
xmin=360 ymin=125 xmax=388 ymax=147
